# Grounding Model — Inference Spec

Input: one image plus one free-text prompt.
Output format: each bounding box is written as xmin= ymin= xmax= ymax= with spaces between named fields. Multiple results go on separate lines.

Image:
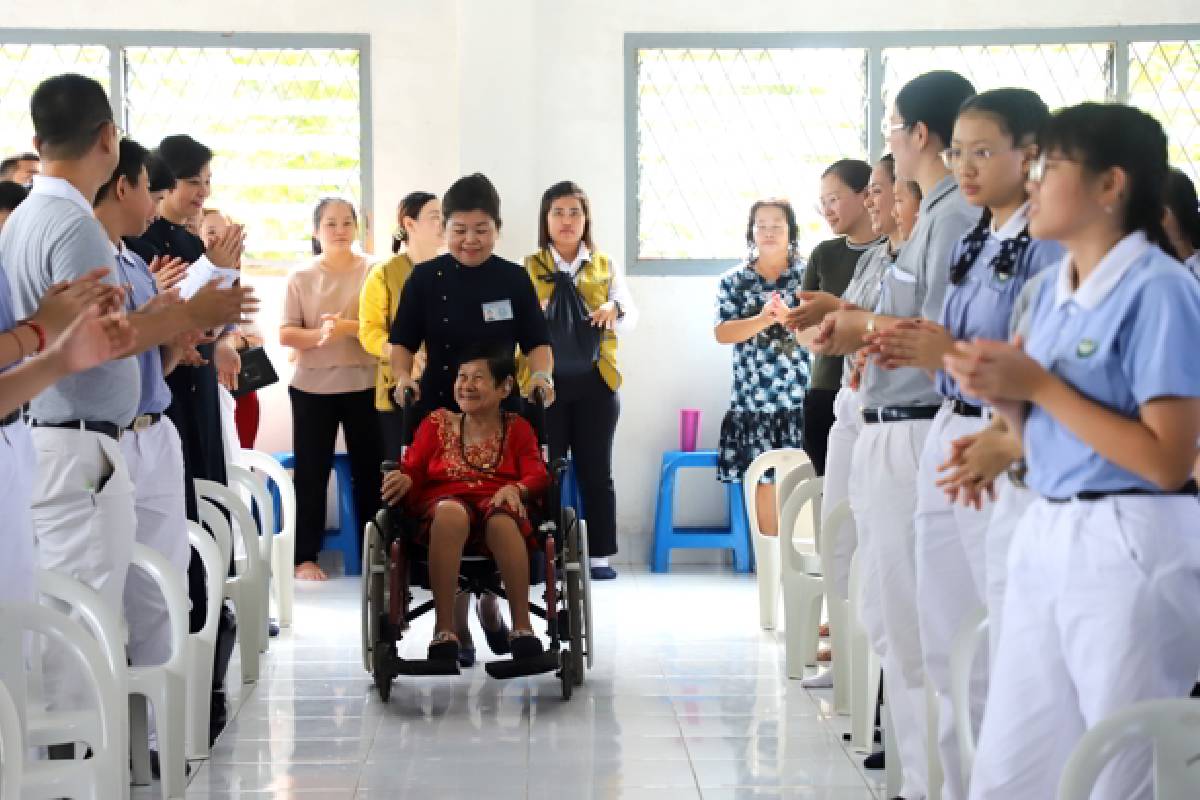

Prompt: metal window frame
xmin=0 ymin=28 xmax=373 ymax=251
xmin=626 ymin=25 xmax=1200 ymax=275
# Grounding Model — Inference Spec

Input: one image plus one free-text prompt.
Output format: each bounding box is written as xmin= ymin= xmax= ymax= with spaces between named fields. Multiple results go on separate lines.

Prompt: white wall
xmin=7 ymin=0 xmax=1195 ymax=563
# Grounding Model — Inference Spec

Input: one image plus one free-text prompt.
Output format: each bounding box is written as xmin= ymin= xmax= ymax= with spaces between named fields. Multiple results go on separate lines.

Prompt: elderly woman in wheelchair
xmin=381 ymin=344 xmax=550 ymax=664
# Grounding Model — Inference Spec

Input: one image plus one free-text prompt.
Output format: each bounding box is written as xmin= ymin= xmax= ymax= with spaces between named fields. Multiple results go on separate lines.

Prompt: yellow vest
xmin=518 ymin=249 xmax=622 ymax=393
xmin=358 ymin=253 xmax=421 ymax=411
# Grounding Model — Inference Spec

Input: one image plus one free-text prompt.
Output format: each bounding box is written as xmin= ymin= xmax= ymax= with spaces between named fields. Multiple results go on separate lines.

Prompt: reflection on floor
xmin=161 ymin=566 xmax=886 ymax=799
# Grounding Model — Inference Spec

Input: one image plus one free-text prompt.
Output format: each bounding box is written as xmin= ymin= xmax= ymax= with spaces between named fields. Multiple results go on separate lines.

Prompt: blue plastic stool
xmin=271 ymin=451 xmax=361 ymax=576
xmin=650 ymin=449 xmax=752 ymax=573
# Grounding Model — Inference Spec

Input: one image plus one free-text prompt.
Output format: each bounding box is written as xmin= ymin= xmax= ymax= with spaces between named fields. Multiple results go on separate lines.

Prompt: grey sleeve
xmin=47 ymin=216 xmax=119 ymax=287
xmin=919 ymin=212 xmax=972 ymax=321
xmin=1010 ymin=271 xmax=1051 ymax=340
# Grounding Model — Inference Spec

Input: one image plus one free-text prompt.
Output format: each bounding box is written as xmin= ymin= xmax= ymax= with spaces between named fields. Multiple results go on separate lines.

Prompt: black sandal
xmin=428 ymin=631 xmax=460 ymax=663
xmin=509 ymin=630 xmax=543 ymax=660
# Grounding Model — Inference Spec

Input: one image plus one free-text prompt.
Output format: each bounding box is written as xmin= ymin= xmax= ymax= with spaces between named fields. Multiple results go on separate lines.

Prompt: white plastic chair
xmin=819 ymin=499 xmax=855 ymax=714
xmin=744 ymin=448 xmax=813 ymax=630
xmin=780 ymin=476 xmax=825 ymax=678
xmin=32 ymin=570 xmax=131 ymax=796
xmin=196 ymin=479 xmax=265 ymax=684
xmin=228 ymin=463 xmax=275 ymax=653
xmin=126 ymin=543 xmax=189 ymax=800
xmin=848 ymin=548 xmax=882 ymax=752
xmin=0 ymin=678 xmax=23 ymax=799
xmin=237 ymin=448 xmax=296 ymax=629
xmin=951 ymin=605 xmax=989 ymax=791
xmin=185 ymin=519 xmax=226 ymax=761
xmin=1 ymin=603 xmax=124 ymax=800
xmin=1058 ymin=698 xmax=1200 ymax=800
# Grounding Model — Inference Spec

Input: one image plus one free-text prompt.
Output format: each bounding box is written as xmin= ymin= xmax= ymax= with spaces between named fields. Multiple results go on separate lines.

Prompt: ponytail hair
xmin=957 ymin=87 xmax=1050 ymax=147
xmin=392 ymin=190 xmax=438 ymax=254
xmin=311 ymin=195 xmax=359 ymax=256
xmin=1164 ymin=168 xmax=1200 ymax=251
xmin=1039 ymin=102 xmax=1175 ymax=257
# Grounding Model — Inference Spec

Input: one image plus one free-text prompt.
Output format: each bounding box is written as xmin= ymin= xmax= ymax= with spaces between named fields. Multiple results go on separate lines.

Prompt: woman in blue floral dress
xmin=714 ymin=198 xmax=810 ymax=536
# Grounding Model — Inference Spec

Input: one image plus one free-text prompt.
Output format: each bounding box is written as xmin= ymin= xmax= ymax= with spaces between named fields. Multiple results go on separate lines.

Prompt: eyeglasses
xmin=1028 ymin=153 xmax=1073 ymax=183
xmin=881 ymin=120 xmax=907 ymax=139
xmin=940 ymin=146 xmax=999 ymax=169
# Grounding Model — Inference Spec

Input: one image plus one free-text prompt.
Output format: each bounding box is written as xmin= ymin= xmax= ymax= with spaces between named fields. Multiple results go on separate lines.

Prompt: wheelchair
xmin=360 ymin=390 xmax=593 ymax=701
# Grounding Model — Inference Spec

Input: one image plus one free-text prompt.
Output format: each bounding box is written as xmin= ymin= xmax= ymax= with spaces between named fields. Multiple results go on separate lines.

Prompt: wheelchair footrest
xmin=393 ymin=658 xmax=461 ymax=676
xmin=484 ymin=651 xmax=561 ymax=680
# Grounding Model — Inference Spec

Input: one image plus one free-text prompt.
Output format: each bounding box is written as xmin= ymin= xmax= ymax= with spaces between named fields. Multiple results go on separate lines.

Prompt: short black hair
xmin=895 ymin=70 xmax=977 ymax=148
xmin=30 ymin=74 xmax=114 ymax=160
xmin=822 ymin=159 xmax=873 ymax=193
xmin=0 ymin=181 xmax=29 ymax=213
xmin=0 ymin=152 xmax=39 ymax=180
xmin=145 ymin=152 xmax=176 ymax=194
xmin=456 ymin=342 xmax=516 ymax=387
xmin=95 ymin=138 xmax=150 ymax=207
xmin=443 ymin=173 xmax=502 ymax=229
xmin=155 ymin=134 xmax=212 ymax=180
xmin=957 ymin=87 xmax=1050 ymax=147
xmin=877 ymin=153 xmax=896 ymax=182
xmin=744 ymin=198 xmax=800 ymax=256
xmin=1040 ymin=102 xmax=1173 ymax=257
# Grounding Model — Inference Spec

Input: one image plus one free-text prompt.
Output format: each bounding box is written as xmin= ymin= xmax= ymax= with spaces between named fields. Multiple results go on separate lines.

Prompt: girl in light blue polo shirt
xmin=946 ymin=102 xmax=1200 ymax=800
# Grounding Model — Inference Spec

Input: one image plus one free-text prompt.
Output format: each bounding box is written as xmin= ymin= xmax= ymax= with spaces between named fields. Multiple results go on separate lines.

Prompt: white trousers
xmin=120 ymin=419 xmax=190 ymax=669
xmin=32 ymin=427 xmax=136 ymax=711
xmin=914 ymin=405 xmax=993 ymax=800
xmin=823 ymin=386 xmax=862 ymax=601
xmin=849 ymin=417 xmax=933 ymax=800
xmin=970 ymin=496 xmax=1200 ymax=800
xmin=0 ymin=421 xmax=37 ymax=605
xmin=981 ymin=474 xmax=1034 ymax=660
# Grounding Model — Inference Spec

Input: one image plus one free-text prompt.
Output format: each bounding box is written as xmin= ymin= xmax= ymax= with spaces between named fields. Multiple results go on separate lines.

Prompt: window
xmin=628 ymin=28 xmax=1200 ymax=273
xmin=0 ymin=43 xmax=109 ymax=159
xmin=0 ymin=32 xmax=369 ymax=274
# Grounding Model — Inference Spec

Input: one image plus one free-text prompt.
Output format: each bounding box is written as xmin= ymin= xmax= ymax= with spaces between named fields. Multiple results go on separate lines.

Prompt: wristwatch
xmin=531 ymin=370 xmax=555 ymax=388
xmin=865 ymin=317 xmax=877 ymax=335
xmin=613 ymin=300 xmax=625 ymax=320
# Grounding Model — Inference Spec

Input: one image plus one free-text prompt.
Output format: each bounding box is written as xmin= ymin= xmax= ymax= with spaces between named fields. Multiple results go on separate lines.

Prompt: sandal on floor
xmin=508 ymin=629 xmax=543 ymax=660
xmin=457 ymin=645 xmax=477 ymax=668
xmin=479 ymin=602 xmax=511 ymax=655
xmin=428 ymin=631 xmax=460 ymax=663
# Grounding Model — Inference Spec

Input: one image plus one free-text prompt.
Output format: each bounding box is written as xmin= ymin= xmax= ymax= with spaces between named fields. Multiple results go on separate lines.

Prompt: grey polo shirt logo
xmin=1076 ymin=338 xmax=1097 ymax=358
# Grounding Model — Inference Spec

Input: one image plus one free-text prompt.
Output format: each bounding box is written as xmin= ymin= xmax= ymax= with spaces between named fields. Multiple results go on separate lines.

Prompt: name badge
xmin=482 ymin=299 xmax=514 ymax=322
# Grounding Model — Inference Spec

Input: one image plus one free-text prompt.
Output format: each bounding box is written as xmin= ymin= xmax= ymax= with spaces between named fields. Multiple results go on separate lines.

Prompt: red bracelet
xmin=18 ymin=320 xmax=45 ymax=355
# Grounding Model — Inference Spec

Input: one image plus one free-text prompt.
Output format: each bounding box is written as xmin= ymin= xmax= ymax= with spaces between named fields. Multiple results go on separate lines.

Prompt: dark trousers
xmin=380 ymin=408 xmax=406 ymax=462
xmin=289 ymin=387 xmax=383 ymax=565
xmin=802 ymin=388 xmax=838 ymax=476
xmin=545 ymin=368 xmax=620 ymax=558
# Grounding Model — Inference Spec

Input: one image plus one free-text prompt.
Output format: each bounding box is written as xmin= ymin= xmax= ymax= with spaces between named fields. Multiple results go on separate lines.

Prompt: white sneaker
xmin=801 ymin=668 xmax=834 ymax=688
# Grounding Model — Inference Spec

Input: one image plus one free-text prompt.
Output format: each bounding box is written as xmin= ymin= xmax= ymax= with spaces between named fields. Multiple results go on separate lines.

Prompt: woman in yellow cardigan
xmin=359 ymin=191 xmax=441 ymax=456
xmin=523 ymin=181 xmax=638 ymax=580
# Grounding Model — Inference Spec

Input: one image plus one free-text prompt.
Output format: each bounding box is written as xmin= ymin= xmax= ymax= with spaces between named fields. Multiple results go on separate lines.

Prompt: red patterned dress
xmin=401 ymin=408 xmax=550 ymax=551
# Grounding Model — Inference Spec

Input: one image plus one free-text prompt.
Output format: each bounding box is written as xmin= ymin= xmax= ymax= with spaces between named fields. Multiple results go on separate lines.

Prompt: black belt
xmin=862 ymin=405 xmax=940 ymax=424
xmin=1047 ymin=479 xmax=1199 ymax=504
xmin=126 ymin=412 xmax=163 ymax=432
xmin=0 ymin=409 xmax=22 ymax=427
xmin=30 ymin=419 xmax=123 ymax=441
xmin=950 ymin=399 xmax=984 ymax=417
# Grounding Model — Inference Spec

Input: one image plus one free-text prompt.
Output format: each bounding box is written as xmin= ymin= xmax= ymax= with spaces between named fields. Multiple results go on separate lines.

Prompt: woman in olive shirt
xmin=787 ymin=159 xmax=882 ymax=474
xmin=359 ymin=191 xmax=442 ymax=457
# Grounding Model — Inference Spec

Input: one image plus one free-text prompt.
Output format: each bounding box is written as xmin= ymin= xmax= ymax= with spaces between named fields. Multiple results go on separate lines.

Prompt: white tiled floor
xmin=170 ymin=566 xmax=886 ymax=799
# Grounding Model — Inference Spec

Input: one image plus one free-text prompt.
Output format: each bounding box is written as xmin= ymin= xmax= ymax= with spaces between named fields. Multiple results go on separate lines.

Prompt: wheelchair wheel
xmin=563 ymin=508 xmax=587 ymax=686
xmin=577 ymin=518 xmax=595 ymax=677
xmin=361 ymin=513 xmax=387 ymax=673
xmin=559 ymin=655 xmax=573 ymax=701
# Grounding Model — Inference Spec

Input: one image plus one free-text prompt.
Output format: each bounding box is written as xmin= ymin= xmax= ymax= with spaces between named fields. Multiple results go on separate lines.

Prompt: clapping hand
xmin=148 ymin=256 xmax=189 ymax=292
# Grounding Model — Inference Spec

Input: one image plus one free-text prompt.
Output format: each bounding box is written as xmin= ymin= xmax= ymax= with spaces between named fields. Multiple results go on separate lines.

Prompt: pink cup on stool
xmin=679 ymin=408 xmax=701 ymax=452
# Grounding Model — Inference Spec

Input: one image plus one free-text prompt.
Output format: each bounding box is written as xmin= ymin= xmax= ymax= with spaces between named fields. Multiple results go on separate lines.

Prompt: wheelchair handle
xmin=528 ymin=388 xmax=548 ymax=449
xmin=381 ymin=460 xmax=399 ymax=474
